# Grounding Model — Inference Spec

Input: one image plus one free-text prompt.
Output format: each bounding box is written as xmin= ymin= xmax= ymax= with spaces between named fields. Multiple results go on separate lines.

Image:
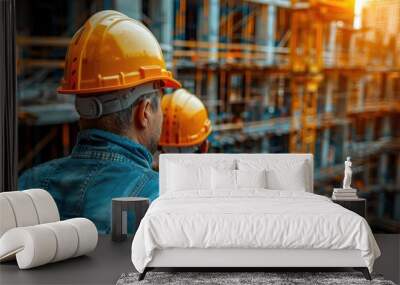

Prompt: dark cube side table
xmin=112 ymin=197 xmax=149 ymax=242
xmin=332 ymin=198 xmax=366 ymax=218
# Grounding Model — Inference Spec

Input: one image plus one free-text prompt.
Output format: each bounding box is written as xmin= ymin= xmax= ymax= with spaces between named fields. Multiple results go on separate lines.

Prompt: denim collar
xmin=72 ymin=129 xmax=153 ymax=168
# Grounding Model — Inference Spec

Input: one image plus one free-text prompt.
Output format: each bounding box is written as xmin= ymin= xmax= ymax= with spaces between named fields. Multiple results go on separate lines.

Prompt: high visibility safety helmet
xmin=58 ymin=10 xmax=181 ymax=95
xmin=159 ymin=89 xmax=212 ymax=147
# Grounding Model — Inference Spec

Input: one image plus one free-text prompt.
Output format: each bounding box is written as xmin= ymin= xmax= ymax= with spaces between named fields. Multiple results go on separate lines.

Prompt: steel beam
xmin=208 ymin=0 xmax=220 ymax=64
xmin=266 ymin=5 xmax=276 ymax=65
xmin=321 ymin=128 xmax=331 ymax=167
xmin=150 ymin=0 xmax=173 ymax=68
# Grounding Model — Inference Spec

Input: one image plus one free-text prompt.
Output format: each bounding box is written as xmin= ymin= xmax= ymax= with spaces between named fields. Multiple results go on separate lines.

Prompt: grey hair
xmin=111 ymin=90 xmax=160 ymax=131
xmin=79 ymin=89 xmax=160 ymax=135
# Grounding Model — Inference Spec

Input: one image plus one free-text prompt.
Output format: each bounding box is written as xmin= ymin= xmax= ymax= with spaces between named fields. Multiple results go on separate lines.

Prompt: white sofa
xmin=0 ymin=189 xmax=98 ymax=269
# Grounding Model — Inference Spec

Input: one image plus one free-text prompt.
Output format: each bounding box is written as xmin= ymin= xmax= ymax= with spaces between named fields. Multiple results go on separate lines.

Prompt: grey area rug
xmin=117 ymin=272 xmax=396 ymax=285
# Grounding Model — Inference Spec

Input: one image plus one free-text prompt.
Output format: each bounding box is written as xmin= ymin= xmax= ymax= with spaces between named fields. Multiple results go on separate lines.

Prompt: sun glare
xmin=354 ymin=0 xmax=365 ymax=29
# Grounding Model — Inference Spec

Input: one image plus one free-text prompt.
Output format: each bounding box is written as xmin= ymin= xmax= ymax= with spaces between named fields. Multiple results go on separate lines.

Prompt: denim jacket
xmin=18 ymin=129 xmax=159 ymax=234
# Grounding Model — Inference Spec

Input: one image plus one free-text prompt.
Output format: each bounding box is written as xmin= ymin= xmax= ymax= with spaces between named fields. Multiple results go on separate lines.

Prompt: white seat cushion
xmin=0 ymin=191 xmax=39 ymax=227
xmin=0 ymin=189 xmax=60 ymax=238
xmin=0 ymin=196 xmax=17 ymax=237
xmin=24 ymin=189 xmax=60 ymax=224
xmin=42 ymin=221 xmax=79 ymax=262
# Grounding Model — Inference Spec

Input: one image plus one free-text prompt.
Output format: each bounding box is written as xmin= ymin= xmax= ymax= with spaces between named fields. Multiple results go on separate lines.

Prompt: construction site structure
xmin=16 ymin=0 xmax=400 ymax=232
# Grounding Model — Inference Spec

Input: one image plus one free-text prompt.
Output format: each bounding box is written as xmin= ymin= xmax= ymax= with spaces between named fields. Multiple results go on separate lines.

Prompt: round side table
xmin=111 ymin=197 xmax=149 ymax=242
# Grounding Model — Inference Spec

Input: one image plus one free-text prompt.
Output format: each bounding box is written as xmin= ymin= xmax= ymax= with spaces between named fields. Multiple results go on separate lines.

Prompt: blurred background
xmin=16 ymin=0 xmax=400 ymax=233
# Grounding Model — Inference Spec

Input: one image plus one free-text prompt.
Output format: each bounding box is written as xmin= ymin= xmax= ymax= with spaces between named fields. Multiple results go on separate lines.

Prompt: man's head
xmin=159 ymin=89 xmax=212 ymax=154
xmin=57 ymin=10 xmax=180 ymax=154
xmin=78 ymin=83 xmax=163 ymax=154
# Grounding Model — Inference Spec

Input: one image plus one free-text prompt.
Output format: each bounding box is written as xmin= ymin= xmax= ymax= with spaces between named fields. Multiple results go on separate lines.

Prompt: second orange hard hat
xmin=58 ymin=10 xmax=180 ymax=95
xmin=159 ymin=89 xmax=212 ymax=147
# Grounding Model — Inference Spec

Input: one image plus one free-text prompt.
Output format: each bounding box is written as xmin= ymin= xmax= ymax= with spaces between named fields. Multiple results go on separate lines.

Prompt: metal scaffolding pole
xmin=266 ymin=4 xmax=276 ymax=65
xmin=321 ymin=128 xmax=331 ymax=167
xmin=206 ymin=0 xmax=220 ymax=118
xmin=148 ymin=0 xmax=174 ymax=68
xmin=208 ymin=0 xmax=220 ymax=64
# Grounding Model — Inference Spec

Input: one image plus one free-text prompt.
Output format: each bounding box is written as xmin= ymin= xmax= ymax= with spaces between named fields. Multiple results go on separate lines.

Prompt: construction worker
xmin=158 ymin=89 xmax=212 ymax=154
xmin=18 ymin=10 xmax=181 ymax=234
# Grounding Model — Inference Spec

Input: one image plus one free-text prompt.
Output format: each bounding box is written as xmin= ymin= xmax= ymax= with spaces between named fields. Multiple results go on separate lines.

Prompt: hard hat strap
xmin=75 ymin=83 xmax=161 ymax=119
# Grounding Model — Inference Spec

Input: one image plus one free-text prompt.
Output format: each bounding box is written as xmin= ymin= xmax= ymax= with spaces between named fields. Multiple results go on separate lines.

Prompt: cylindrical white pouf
xmin=0 ymin=218 xmax=98 ymax=269
xmin=42 ymin=221 xmax=79 ymax=262
xmin=0 ymin=226 xmax=57 ymax=269
xmin=0 ymin=196 xmax=17 ymax=237
xmin=24 ymin=189 xmax=60 ymax=224
xmin=65 ymin=218 xmax=98 ymax=257
xmin=0 ymin=192 xmax=39 ymax=227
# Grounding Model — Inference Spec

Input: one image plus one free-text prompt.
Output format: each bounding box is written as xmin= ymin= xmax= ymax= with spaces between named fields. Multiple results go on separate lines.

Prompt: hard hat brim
xmin=162 ymin=78 xmax=182 ymax=89
xmin=58 ymin=76 xmax=181 ymax=95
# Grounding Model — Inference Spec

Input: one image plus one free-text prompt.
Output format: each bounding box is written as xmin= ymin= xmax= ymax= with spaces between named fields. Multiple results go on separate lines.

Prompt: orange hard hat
xmin=159 ymin=89 xmax=212 ymax=147
xmin=58 ymin=10 xmax=180 ymax=95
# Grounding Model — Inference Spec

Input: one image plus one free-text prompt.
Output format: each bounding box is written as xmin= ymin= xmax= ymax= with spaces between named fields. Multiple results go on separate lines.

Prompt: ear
xmin=134 ymin=99 xmax=152 ymax=129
